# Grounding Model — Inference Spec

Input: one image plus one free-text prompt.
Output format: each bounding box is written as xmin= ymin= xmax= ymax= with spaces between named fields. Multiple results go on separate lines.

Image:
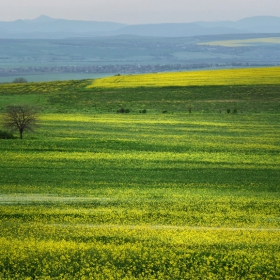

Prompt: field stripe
xmin=50 ymin=223 xmax=280 ymax=232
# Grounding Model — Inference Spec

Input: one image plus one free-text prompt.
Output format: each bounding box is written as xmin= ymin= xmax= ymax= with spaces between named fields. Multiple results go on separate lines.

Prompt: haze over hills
xmin=0 ymin=15 xmax=127 ymax=38
xmin=0 ymin=15 xmax=280 ymax=38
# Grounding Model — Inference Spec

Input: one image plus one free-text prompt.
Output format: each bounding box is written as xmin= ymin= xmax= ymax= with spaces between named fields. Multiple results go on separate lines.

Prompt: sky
xmin=0 ymin=0 xmax=280 ymax=24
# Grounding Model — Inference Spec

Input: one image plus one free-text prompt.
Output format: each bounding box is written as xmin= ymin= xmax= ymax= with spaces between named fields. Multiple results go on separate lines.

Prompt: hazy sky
xmin=1 ymin=0 xmax=280 ymax=24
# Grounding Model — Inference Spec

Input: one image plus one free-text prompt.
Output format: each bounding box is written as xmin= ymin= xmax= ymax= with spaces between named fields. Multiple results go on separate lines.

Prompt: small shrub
xmin=0 ymin=130 xmax=15 ymax=139
xmin=117 ymin=108 xmax=125 ymax=113
xmin=233 ymin=108 xmax=238 ymax=114
xmin=12 ymin=77 xmax=27 ymax=83
xmin=140 ymin=109 xmax=147 ymax=113
xmin=227 ymin=109 xmax=231 ymax=114
xmin=162 ymin=110 xmax=167 ymax=114
xmin=117 ymin=108 xmax=130 ymax=113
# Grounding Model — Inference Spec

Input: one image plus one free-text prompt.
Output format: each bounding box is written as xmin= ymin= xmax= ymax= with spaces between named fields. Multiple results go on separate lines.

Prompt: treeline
xmin=0 ymin=62 xmax=278 ymax=76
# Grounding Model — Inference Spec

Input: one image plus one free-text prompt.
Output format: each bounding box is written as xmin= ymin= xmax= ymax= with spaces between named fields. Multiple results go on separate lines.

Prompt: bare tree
xmin=2 ymin=105 xmax=39 ymax=139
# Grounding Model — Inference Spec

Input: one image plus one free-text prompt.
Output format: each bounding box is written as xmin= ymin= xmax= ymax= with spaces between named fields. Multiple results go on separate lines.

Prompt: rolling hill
xmin=0 ymin=15 xmax=280 ymax=38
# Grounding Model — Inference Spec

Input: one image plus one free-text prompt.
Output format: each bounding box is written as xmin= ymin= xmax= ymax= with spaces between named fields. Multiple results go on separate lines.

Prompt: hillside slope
xmin=0 ymin=67 xmax=279 ymax=114
xmin=1 ymin=16 xmax=280 ymax=38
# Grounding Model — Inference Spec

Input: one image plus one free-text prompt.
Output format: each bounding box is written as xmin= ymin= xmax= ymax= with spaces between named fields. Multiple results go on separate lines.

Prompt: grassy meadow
xmin=0 ymin=67 xmax=280 ymax=279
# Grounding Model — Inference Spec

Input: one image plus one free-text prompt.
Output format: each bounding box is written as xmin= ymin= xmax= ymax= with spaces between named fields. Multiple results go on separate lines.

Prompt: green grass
xmin=1 ymin=113 xmax=280 ymax=279
xmin=0 ymin=68 xmax=280 ymax=279
xmin=0 ymin=73 xmax=112 ymax=84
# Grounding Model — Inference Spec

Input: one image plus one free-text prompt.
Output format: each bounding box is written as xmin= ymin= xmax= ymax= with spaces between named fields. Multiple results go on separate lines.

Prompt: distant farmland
xmin=199 ymin=36 xmax=280 ymax=47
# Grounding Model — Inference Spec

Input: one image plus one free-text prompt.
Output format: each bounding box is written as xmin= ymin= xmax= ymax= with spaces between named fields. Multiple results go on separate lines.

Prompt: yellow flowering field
xmin=1 ymin=69 xmax=280 ymax=114
xmin=199 ymin=37 xmax=280 ymax=47
xmin=0 ymin=112 xmax=279 ymax=279
xmin=87 ymin=67 xmax=280 ymax=88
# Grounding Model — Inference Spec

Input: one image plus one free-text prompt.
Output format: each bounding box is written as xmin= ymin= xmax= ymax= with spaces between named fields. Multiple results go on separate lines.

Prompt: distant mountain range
xmin=0 ymin=15 xmax=280 ymax=39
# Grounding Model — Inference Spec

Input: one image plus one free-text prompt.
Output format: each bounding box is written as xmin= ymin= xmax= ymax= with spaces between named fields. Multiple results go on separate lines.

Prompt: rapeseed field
xmin=0 ymin=67 xmax=280 ymax=279
xmin=1 ymin=113 xmax=279 ymax=279
xmin=88 ymin=67 xmax=280 ymax=88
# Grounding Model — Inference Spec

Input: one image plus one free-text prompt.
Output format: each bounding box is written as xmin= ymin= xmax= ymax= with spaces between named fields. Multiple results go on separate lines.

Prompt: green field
xmin=199 ymin=37 xmax=280 ymax=47
xmin=0 ymin=67 xmax=280 ymax=279
xmin=0 ymin=73 xmax=112 ymax=84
